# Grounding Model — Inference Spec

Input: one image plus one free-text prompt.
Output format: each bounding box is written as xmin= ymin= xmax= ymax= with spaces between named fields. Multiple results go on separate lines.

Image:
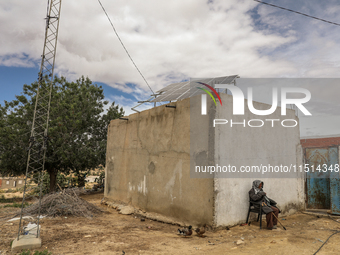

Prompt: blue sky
xmin=1 ymin=0 xmax=340 ymax=136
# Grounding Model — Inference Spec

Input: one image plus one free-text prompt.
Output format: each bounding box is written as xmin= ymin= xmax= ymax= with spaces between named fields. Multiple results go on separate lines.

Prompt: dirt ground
xmin=1 ymin=193 xmax=340 ymax=255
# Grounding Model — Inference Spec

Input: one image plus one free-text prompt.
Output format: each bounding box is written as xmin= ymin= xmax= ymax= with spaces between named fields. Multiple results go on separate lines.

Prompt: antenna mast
xmin=16 ymin=0 xmax=62 ymax=242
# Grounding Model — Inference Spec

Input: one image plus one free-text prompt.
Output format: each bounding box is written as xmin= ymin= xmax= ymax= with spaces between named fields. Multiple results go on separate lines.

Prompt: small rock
xmin=317 ymin=239 xmax=323 ymax=243
xmin=119 ymin=206 xmax=135 ymax=215
xmin=141 ymin=218 xmax=145 ymax=222
xmin=270 ymin=240 xmax=276 ymax=243
xmin=240 ymin=237 xmax=244 ymax=240
xmin=84 ymin=235 xmax=91 ymax=238
xmin=236 ymin=240 xmax=244 ymax=245
xmin=231 ymin=247 xmax=237 ymax=250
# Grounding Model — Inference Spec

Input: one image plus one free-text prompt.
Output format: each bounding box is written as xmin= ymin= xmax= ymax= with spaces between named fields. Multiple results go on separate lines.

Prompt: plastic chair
xmin=246 ymin=200 xmax=263 ymax=229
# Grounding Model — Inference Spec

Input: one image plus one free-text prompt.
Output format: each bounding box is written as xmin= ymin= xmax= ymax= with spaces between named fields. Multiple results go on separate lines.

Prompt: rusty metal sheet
xmin=306 ymin=148 xmax=330 ymax=209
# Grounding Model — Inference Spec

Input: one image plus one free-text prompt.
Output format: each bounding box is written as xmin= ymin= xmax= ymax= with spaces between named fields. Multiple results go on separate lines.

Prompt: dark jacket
xmin=248 ymin=180 xmax=280 ymax=214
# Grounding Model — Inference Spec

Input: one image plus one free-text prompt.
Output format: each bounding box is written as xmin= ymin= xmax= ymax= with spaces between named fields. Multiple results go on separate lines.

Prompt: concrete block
xmin=11 ymin=235 xmax=41 ymax=252
xmin=119 ymin=206 xmax=135 ymax=215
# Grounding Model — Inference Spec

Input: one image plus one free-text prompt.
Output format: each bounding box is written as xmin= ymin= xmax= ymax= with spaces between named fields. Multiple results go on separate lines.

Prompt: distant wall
xmin=105 ymin=99 xmax=214 ymax=225
xmin=301 ymin=136 xmax=340 ymax=148
xmin=0 ymin=178 xmax=25 ymax=189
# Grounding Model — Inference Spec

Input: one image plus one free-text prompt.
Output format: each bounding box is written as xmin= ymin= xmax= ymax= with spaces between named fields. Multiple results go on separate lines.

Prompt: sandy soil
xmin=1 ymin=193 xmax=340 ymax=255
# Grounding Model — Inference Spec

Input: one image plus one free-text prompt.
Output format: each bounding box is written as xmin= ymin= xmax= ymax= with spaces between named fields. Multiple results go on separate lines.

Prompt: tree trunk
xmin=77 ymin=173 xmax=85 ymax=188
xmin=48 ymin=169 xmax=58 ymax=193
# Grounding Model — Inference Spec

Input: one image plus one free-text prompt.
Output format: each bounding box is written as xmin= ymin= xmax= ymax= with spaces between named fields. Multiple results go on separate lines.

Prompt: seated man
xmin=249 ymin=180 xmax=280 ymax=230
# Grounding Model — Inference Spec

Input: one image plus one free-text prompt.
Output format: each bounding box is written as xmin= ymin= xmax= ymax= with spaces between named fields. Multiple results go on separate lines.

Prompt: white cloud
xmin=107 ymin=94 xmax=152 ymax=116
xmin=2 ymin=0 xmax=340 ymax=137
xmin=0 ymin=0 xmax=304 ymax=93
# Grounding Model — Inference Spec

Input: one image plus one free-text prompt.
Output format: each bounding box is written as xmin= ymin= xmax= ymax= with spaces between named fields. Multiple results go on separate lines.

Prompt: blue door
xmin=306 ymin=147 xmax=340 ymax=213
xmin=306 ymin=148 xmax=330 ymax=209
xmin=329 ymin=147 xmax=340 ymax=215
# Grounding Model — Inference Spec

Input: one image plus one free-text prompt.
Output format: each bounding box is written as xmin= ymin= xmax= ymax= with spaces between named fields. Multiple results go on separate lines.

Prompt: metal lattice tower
xmin=17 ymin=0 xmax=62 ymax=239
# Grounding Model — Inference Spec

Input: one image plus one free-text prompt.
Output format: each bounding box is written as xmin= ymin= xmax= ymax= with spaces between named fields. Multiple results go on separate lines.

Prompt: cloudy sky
xmin=1 ymin=0 xmax=340 ymax=136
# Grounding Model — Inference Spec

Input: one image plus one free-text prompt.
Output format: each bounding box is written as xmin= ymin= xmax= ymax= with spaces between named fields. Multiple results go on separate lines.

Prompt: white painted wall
xmin=213 ymin=94 xmax=304 ymax=226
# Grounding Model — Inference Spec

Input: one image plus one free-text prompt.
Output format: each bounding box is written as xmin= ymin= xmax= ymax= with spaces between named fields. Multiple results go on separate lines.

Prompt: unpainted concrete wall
xmin=213 ymin=93 xmax=304 ymax=226
xmin=105 ymin=99 xmax=214 ymax=225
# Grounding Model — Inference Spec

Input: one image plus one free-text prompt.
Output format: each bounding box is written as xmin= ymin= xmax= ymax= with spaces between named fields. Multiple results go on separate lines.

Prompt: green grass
xmin=3 ymin=202 xmax=29 ymax=208
xmin=18 ymin=250 xmax=31 ymax=255
xmin=0 ymin=194 xmax=21 ymax=203
xmin=18 ymin=250 xmax=52 ymax=255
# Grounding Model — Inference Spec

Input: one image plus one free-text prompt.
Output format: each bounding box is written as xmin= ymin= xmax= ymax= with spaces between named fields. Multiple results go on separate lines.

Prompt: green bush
xmin=0 ymin=194 xmax=6 ymax=202
xmin=30 ymin=172 xmax=86 ymax=195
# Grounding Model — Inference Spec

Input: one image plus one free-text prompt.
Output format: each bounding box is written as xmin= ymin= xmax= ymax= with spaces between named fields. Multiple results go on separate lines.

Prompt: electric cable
xmin=97 ymin=0 xmax=155 ymax=95
xmin=313 ymin=230 xmax=340 ymax=255
xmin=253 ymin=0 xmax=340 ymax=27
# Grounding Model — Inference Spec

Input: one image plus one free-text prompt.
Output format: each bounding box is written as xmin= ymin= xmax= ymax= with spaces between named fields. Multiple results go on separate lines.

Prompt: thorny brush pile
xmin=20 ymin=188 xmax=102 ymax=218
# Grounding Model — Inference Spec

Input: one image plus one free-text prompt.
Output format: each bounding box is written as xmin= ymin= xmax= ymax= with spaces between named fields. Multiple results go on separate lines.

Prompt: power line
xmin=254 ymin=0 xmax=340 ymax=27
xmin=97 ymin=0 xmax=155 ymax=95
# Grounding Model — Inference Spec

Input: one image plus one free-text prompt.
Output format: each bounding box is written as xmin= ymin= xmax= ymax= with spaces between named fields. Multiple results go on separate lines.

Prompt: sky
xmin=1 ymin=0 xmax=340 ymax=137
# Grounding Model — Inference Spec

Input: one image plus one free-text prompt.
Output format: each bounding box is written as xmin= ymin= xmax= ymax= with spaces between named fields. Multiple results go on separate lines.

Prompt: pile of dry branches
xmin=22 ymin=188 xmax=102 ymax=218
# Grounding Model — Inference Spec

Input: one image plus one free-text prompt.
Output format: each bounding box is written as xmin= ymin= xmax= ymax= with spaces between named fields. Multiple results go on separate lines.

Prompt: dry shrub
xmin=22 ymin=188 xmax=102 ymax=218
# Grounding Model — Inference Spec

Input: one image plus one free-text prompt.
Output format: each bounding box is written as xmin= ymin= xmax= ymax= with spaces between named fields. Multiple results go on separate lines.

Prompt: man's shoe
xmin=273 ymin=225 xmax=277 ymax=229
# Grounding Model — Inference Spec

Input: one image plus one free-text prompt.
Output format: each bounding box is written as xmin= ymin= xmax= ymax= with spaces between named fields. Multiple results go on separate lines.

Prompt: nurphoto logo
xmin=198 ymin=83 xmax=312 ymax=128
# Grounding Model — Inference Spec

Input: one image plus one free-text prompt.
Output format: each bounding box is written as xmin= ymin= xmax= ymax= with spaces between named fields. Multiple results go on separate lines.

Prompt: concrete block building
xmin=0 ymin=177 xmax=25 ymax=189
xmin=105 ymin=79 xmax=305 ymax=227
